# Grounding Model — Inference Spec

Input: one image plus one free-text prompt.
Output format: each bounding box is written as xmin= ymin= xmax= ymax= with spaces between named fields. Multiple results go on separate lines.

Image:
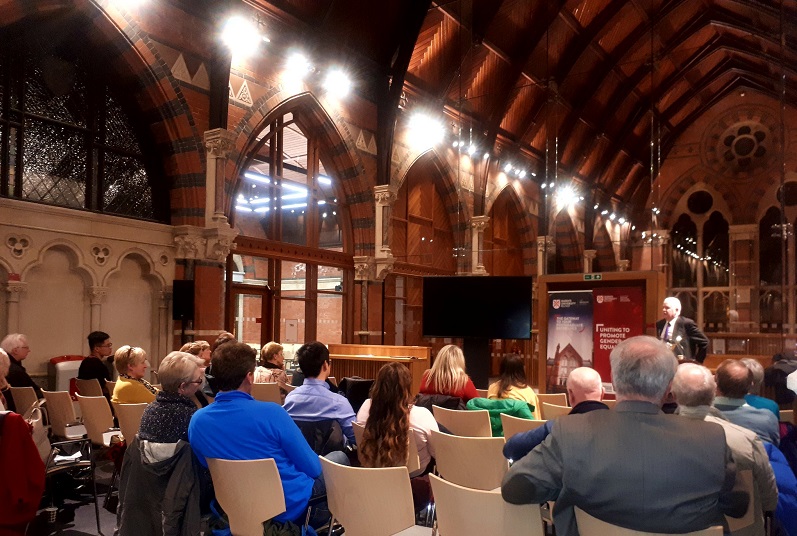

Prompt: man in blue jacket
xmin=503 ymin=366 xmax=608 ymax=461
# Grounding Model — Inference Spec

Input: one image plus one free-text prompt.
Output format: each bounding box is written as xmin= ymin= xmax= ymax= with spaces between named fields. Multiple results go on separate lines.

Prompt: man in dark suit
xmin=656 ymin=297 xmax=709 ymax=362
xmin=501 ymin=335 xmax=746 ymax=536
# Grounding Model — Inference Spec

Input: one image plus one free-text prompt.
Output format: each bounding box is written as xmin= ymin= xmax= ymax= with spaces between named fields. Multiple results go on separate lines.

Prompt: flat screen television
xmin=422 ymin=276 xmax=533 ymax=339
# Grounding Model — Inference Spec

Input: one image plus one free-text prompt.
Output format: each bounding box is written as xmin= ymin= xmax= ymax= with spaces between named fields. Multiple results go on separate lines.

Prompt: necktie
xmin=663 ymin=323 xmax=670 ymax=341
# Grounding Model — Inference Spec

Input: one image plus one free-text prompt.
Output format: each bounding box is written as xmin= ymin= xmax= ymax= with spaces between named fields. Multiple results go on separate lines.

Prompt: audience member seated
xmin=203 ymin=332 xmax=236 ymax=397
xmin=672 ymin=363 xmax=778 ymax=536
xmin=0 ymin=348 xmax=11 ymax=410
xmin=502 ymin=335 xmax=747 ymax=535
xmin=741 ymin=358 xmax=779 ymax=419
xmin=254 ymin=341 xmax=289 ymax=384
xmin=357 ymin=362 xmax=439 ymax=477
xmin=503 ymin=367 xmax=607 ymax=461
xmin=1 ymin=333 xmax=43 ymax=403
xmin=466 ymin=397 xmax=533 ymax=437
xmin=0 ymin=410 xmax=46 ymax=534
xmin=487 ymin=353 xmax=540 ymax=419
xmin=763 ymin=442 xmax=797 ymax=536
xmin=112 ymin=345 xmax=157 ymax=404
xmin=189 ymin=341 xmax=348 ymax=530
xmin=179 ymin=341 xmax=212 ymax=407
xmin=419 ymin=344 xmax=479 ymax=402
xmin=714 ymin=359 xmax=780 ymax=446
xmin=283 ymin=341 xmax=357 ymax=446
xmin=78 ymin=330 xmax=114 ymax=398
xmin=139 ymin=351 xmax=205 ymax=443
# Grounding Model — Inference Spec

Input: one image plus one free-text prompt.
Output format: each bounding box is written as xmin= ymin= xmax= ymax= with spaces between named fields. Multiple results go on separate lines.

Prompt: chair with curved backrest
xmin=279 ymin=381 xmax=296 ymax=393
xmin=430 ymin=474 xmax=545 ymax=536
xmin=574 ymin=507 xmax=723 ymax=535
xmin=106 ymin=381 xmax=116 ymax=396
xmin=75 ymin=378 xmax=104 ymax=397
xmin=76 ymin=394 xmax=117 ymax=447
xmin=113 ymin=403 xmax=148 ymax=442
xmin=430 ymin=430 xmax=508 ymax=490
xmin=352 ymin=421 xmax=421 ymax=474
xmin=337 ymin=378 xmax=375 ymax=414
xmin=780 ymin=409 xmax=794 ymax=424
xmin=432 ymin=405 xmax=492 ymax=437
xmin=9 ymin=386 xmax=39 ymax=415
xmin=42 ymin=390 xmax=86 ymax=439
xmin=207 ymin=458 xmax=286 ymax=536
xmin=602 ymin=399 xmax=618 ymax=409
xmin=541 ymin=402 xmax=571 ymax=420
xmin=536 ymin=393 xmax=568 ymax=407
xmin=320 ymin=457 xmax=432 ymax=536
xmin=475 ymin=388 xmax=489 ymax=398
xmin=251 ymin=382 xmax=282 ymax=404
xmin=293 ymin=419 xmax=345 ymax=455
xmin=501 ymin=414 xmax=548 ymax=440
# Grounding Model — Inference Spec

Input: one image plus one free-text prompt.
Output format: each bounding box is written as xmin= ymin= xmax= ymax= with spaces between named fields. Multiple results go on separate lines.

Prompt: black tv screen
xmin=422 ymin=276 xmax=533 ymax=339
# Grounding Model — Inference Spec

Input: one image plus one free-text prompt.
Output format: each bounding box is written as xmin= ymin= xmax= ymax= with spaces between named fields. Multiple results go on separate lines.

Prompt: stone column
xmin=470 ymin=216 xmax=489 ymax=275
xmin=583 ymin=249 xmax=597 ymax=273
xmin=537 ymin=236 xmax=555 ymax=276
xmin=728 ymin=224 xmax=756 ymax=331
xmin=5 ymin=281 xmax=27 ymax=333
xmin=353 ymin=257 xmax=375 ymax=344
xmin=374 ymin=185 xmax=397 ymax=258
xmin=204 ymin=128 xmax=237 ymax=226
xmin=155 ymin=289 xmax=172 ymax=369
xmin=87 ymin=286 xmax=109 ymax=331
xmin=649 ymin=229 xmax=670 ymax=276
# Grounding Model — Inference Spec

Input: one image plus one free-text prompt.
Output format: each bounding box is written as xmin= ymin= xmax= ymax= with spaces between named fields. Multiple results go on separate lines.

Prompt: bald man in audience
xmin=503 ymin=366 xmax=608 ymax=461
xmin=714 ymin=359 xmax=780 ymax=446
xmin=672 ymin=363 xmax=778 ymax=536
xmin=502 ymin=335 xmax=746 ymax=536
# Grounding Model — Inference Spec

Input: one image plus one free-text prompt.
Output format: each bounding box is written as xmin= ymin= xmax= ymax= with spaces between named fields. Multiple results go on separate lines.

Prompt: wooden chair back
xmin=430 ymin=474 xmax=544 ymax=535
xmin=9 ymin=386 xmax=39 ymax=415
xmin=536 ymin=393 xmax=568 ymax=406
xmin=113 ymin=402 xmax=148 ymax=442
xmin=501 ymin=414 xmax=547 ymax=440
xmin=602 ymin=399 xmax=618 ymax=409
xmin=43 ymin=390 xmax=85 ymax=439
xmin=432 ymin=405 xmax=492 ymax=437
xmin=541 ymin=402 xmax=571 ymax=420
xmin=430 ymin=430 xmax=508 ymax=490
xmin=75 ymin=378 xmax=104 ymax=397
xmin=475 ymin=388 xmax=489 ymax=398
xmin=320 ymin=457 xmax=427 ymax=536
xmin=106 ymin=381 xmax=117 ymax=396
xmin=76 ymin=394 xmax=116 ymax=446
xmin=207 ymin=458 xmax=286 ymax=536
xmin=251 ymin=382 xmax=282 ymax=404
xmin=574 ymin=507 xmax=722 ymax=535
xmin=780 ymin=409 xmax=794 ymax=424
xmin=352 ymin=421 xmax=421 ymax=474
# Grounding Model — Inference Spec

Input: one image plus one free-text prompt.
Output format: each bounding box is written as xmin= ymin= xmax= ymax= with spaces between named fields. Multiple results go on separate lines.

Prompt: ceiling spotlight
xmin=452 ymin=140 xmax=460 ymax=148
xmin=323 ymin=68 xmax=352 ymax=98
xmin=555 ymin=186 xmax=578 ymax=207
xmin=222 ymin=16 xmax=264 ymax=60
xmin=610 ymin=213 xmax=616 ymax=220
xmin=483 ymin=152 xmax=490 ymax=159
xmin=601 ymin=210 xmax=609 ymax=215
xmin=531 ymin=172 xmax=537 ymax=177
xmin=519 ymin=170 xmax=526 ymax=178
xmin=285 ymin=52 xmax=312 ymax=79
xmin=408 ymin=112 xmax=444 ymax=150
xmin=618 ymin=217 xmax=626 ymax=224
xmin=467 ymin=144 xmax=477 ymax=156
xmin=504 ymin=163 xmax=513 ymax=173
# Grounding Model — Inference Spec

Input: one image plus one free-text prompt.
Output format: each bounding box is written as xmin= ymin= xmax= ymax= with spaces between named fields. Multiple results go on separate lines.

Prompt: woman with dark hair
xmin=357 ymin=362 xmax=438 ymax=477
xmin=487 ymin=353 xmax=540 ymax=419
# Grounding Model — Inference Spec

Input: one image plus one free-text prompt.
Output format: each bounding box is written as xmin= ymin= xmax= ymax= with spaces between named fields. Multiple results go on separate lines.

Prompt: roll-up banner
xmin=592 ymin=287 xmax=645 ymax=382
xmin=546 ymin=290 xmax=593 ymax=392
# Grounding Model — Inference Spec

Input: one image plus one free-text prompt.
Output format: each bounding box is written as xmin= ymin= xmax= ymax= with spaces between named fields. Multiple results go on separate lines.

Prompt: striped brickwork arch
xmin=593 ymin=224 xmax=617 ymax=272
xmin=0 ymin=0 xmax=207 ymax=226
xmin=486 ymin=185 xmax=537 ymax=275
xmin=553 ymin=210 xmax=582 ymax=273
xmin=229 ymin=92 xmax=369 ymax=255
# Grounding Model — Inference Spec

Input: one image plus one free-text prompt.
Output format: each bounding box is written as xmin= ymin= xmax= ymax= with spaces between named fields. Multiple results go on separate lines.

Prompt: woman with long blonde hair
xmin=419 ymin=344 xmax=479 ymax=401
xmin=357 ymin=363 xmax=438 ymax=476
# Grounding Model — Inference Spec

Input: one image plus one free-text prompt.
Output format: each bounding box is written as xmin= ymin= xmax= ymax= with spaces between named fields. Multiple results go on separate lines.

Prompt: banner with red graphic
xmin=592 ymin=287 xmax=645 ymax=381
xmin=546 ymin=291 xmax=593 ymax=392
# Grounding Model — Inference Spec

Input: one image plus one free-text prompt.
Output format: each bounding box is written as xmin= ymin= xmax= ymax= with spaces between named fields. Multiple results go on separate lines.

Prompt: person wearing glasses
xmin=112 ymin=345 xmax=157 ymax=404
xmin=78 ymin=331 xmax=114 ymax=397
xmin=138 ymin=351 xmax=205 ymax=443
xmin=0 ymin=333 xmax=42 ymax=405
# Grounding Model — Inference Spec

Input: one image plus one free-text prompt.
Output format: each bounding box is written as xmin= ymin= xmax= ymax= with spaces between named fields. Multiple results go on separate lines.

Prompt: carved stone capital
xmin=204 ymin=225 xmax=239 ymax=263
xmin=353 ymin=256 xmax=375 ymax=281
xmin=537 ymin=235 xmax=556 ymax=254
xmin=374 ymin=257 xmax=395 ymax=281
xmin=618 ymin=259 xmax=631 ymax=272
xmin=158 ymin=290 xmax=173 ymax=309
xmin=173 ymin=226 xmax=207 ymax=260
xmin=88 ymin=286 xmax=109 ymax=305
xmin=373 ymin=185 xmax=397 ymax=207
xmin=6 ymin=281 xmax=27 ymax=302
xmin=583 ymin=249 xmax=597 ymax=260
xmin=203 ymin=128 xmax=237 ymax=159
xmin=471 ymin=264 xmax=488 ymax=276
xmin=470 ymin=215 xmax=490 ymax=232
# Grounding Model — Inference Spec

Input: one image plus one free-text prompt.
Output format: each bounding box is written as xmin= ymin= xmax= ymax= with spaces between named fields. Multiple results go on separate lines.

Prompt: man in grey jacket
xmin=501 ymin=335 xmax=747 ymax=535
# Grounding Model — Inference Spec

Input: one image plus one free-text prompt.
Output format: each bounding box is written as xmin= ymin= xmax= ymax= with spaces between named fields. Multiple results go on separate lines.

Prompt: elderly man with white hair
xmin=0 ymin=333 xmax=42 ymax=407
xmin=502 ymin=335 xmax=746 ymax=535
xmin=672 ymin=362 xmax=778 ymax=536
xmin=503 ymin=366 xmax=608 ymax=461
xmin=740 ymin=357 xmax=779 ymax=419
xmin=656 ymin=296 xmax=709 ymax=362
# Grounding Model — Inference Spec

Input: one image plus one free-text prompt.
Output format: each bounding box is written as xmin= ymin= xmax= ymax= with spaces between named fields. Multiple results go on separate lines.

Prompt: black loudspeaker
xmin=172 ymin=280 xmax=195 ymax=321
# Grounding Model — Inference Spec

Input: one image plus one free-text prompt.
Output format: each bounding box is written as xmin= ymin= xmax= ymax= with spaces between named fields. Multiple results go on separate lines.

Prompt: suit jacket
xmin=656 ymin=316 xmax=709 ymax=362
xmin=501 ymin=401 xmax=743 ymax=536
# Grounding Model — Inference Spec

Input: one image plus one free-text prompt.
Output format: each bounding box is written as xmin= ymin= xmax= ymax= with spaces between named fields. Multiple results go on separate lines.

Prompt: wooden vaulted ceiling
xmin=257 ymin=0 xmax=797 ymax=211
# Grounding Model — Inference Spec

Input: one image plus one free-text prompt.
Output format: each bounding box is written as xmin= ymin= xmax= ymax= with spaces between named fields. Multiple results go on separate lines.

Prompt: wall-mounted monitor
xmin=422 ymin=276 xmax=533 ymax=339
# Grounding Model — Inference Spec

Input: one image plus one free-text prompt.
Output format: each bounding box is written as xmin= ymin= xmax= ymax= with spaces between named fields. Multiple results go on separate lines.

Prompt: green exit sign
xmin=584 ymin=273 xmax=602 ymax=280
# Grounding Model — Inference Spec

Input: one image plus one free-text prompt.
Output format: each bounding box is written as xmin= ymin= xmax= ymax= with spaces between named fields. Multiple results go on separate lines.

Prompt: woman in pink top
xmin=418 ymin=344 xmax=479 ymax=402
